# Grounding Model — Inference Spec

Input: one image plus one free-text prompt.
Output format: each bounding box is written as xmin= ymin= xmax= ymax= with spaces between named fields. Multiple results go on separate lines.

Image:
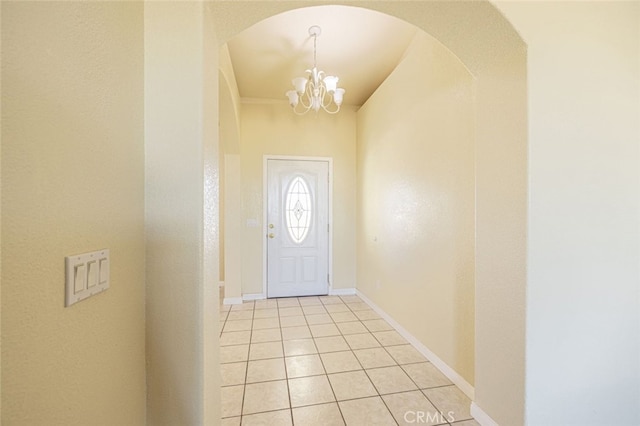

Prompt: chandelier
xmin=285 ymin=26 xmax=345 ymax=115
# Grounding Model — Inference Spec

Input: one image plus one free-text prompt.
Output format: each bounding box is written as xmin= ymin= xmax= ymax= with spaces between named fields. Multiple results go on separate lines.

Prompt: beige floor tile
xmin=354 ymin=309 xmax=381 ymax=321
xmin=220 ymin=311 xmax=230 ymax=321
xmin=305 ymin=313 xmax=333 ymax=325
xmin=241 ymin=409 xmax=292 ymax=426
xmin=366 ymin=366 xmax=418 ymax=395
xmin=383 ymin=390 xmax=446 ymax=426
xmin=243 ymin=380 xmax=289 ymax=415
xmin=254 ymin=299 xmax=279 ymax=310
xmin=451 ymin=419 xmax=480 ymax=426
xmin=372 ymin=330 xmax=407 ymax=346
xmin=362 ymin=319 xmax=394 ymax=332
xmin=422 ymin=386 xmax=472 ymax=422
xmin=220 ymin=303 xmax=232 ymax=312
xmin=328 ymin=370 xmax=378 ymax=401
xmin=337 ymin=321 xmax=369 ymax=335
xmin=252 ymin=317 xmax=280 ymax=330
xmin=314 ymin=335 xmax=350 ymax=353
xmin=221 ymin=344 xmax=250 ymax=363
xmin=330 ymin=311 xmax=358 ymax=323
xmin=324 ymin=303 xmax=352 ymax=313
xmin=288 ymin=375 xmax=335 ymax=407
xmin=298 ymin=296 xmax=322 ymax=306
xmin=253 ymin=308 xmax=278 ymax=319
xmin=353 ymin=347 xmax=397 ymax=369
xmin=344 ymin=333 xmax=381 ymax=350
xmin=346 ymin=302 xmax=371 ymax=311
xmin=281 ymin=325 xmax=312 ymax=340
xmin=319 ymin=296 xmax=343 ymax=304
xmin=285 ymin=354 xmax=325 ymax=378
xmin=283 ymin=338 xmax=317 ymax=356
xmin=224 ymin=319 xmax=253 ymax=332
xmin=220 ymin=331 xmax=251 ymax=346
xmin=250 ymin=328 xmax=282 ymax=343
xmin=227 ymin=310 xmax=254 ymax=321
xmin=292 ymin=402 xmax=345 ymax=426
xmin=310 ymin=323 xmax=341 ymax=338
xmin=280 ymin=315 xmax=307 ymax=328
xmin=339 ymin=396 xmax=396 ymax=426
xmin=220 ymin=417 xmax=240 ymax=426
xmin=340 ymin=295 xmax=362 ymax=304
xmin=221 ymin=362 xmax=247 ymax=386
xmin=320 ymin=351 xmax=363 ymax=374
xmin=302 ymin=305 xmax=328 ymax=315
xmin=277 ymin=298 xmax=300 ymax=308
xmin=450 ymin=420 xmax=481 ymax=426
xmin=246 ymin=358 xmax=286 ymax=383
xmin=221 ymin=384 xmax=244 ymax=418
xmin=249 ymin=341 xmax=283 ymax=360
xmin=279 ymin=306 xmax=304 ymax=317
xmin=402 ymin=362 xmax=452 ymax=389
xmin=231 ymin=302 xmax=254 ymax=311
xmin=386 ymin=344 xmax=427 ymax=364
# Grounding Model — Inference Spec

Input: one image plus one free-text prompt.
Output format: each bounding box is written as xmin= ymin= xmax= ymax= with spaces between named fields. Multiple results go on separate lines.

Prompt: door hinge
xmin=327 ymin=223 xmax=330 ymax=233
xmin=327 ymin=274 xmax=330 ymax=284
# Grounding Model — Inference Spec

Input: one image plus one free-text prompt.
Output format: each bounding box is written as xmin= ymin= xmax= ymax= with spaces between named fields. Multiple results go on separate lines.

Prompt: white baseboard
xmin=329 ymin=287 xmax=356 ymax=296
xmin=356 ymin=290 xmax=475 ymax=400
xmin=222 ymin=297 xmax=242 ymax=305
xmin=471 ymin=402 xmax=499 ymax=426
xmin=243 ymin=293 xmax=266 ymax=301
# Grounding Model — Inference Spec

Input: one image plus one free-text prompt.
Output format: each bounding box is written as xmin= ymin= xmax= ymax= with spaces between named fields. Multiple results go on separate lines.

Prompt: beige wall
xmin=1 ymin=3 xmax=146 ymax=424
xmin=357 ymin=32 xmax=476 ymax=385
xmin=144 ymin=2 xmax=220 ymax=424
xmin=496 ymin=2 xmax=640 ymax=425
xmin=219 ymin=46 xmax=243 ymax=302
xmin=239 ymin=102 xmax=357 ymax=295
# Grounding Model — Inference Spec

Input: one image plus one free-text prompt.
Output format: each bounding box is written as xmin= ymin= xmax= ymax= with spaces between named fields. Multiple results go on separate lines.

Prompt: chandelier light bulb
xmin=285 ymin=25 xmax=345 ymax=115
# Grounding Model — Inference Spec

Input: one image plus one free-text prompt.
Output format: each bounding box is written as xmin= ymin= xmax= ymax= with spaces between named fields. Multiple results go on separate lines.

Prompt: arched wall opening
xmin=209 ymin=2 xmax=527 ymax=425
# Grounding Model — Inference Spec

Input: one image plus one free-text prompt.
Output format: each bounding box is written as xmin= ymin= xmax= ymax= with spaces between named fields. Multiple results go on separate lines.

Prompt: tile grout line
xmin=277 ymin=300 xmax=295 ymax=426
xmin=221 ymin=294 xmax=471 ymax=425
xmin=341 ymin=295 xmax=401 ymax=426
xmin=314 ymin=297 xmax=348 ymax=426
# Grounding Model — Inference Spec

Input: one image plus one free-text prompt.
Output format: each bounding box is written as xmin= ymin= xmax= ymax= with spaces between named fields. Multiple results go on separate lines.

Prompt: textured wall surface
xmin=1 ymin=3 xmax=146 ymax=424
xmin=496 ymin=2 xmax=640 ymax=425
xmin=357 ymin=32 xmax=476 ymax=386
xmin=144 ymin=2 xmax=220 ymax=424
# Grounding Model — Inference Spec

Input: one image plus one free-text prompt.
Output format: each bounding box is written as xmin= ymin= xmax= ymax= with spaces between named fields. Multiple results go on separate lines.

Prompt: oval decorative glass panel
xmin=285 ymin=176 xmax=312 ymax=244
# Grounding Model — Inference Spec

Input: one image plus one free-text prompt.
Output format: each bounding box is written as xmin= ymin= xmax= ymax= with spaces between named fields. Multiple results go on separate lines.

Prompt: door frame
xmin=263 ymin=155 xmax=333 ymax=298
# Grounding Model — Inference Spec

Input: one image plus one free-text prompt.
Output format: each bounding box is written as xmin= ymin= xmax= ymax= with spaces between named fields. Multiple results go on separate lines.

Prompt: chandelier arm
xmin=321 ymin=102 xmax=341 ymax=114
xmin=292 ymin=103 xmax=312 ymax=115
xmin=297 ymin=86 xmax=313 ymax=109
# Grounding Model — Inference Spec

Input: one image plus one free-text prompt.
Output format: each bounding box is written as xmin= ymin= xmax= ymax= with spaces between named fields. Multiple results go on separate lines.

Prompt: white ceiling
xmin=226 ymin=5 xmax=418 ymax=107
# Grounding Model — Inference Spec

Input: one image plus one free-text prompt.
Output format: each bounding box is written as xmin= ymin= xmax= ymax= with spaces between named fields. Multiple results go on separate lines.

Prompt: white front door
xmin=266 ymin=159 xmax=330 ymax=298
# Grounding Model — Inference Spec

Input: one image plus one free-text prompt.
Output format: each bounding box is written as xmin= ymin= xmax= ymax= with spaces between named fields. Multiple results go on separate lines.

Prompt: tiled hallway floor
xmin=219 ymin=294 xmax=480 ymax=426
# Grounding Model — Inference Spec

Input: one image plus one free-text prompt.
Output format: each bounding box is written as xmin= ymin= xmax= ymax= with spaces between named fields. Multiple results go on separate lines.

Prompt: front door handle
xmin=268 ymin=233 xmax=275 ymax=239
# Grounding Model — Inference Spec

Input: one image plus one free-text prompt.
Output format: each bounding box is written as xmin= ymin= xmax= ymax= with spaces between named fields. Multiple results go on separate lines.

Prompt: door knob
xmin=268 ymin=233 xmax=275 ymax=239
xmin=269 ymin=224 xmax=275 ymax=229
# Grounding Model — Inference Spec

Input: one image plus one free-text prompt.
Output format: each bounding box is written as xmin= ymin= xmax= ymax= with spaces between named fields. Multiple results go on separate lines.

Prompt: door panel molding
xmin=263 ymin=155 xmax=333 ymax=298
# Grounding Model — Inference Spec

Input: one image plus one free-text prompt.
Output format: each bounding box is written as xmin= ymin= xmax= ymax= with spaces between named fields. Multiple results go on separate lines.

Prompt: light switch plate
xmin=65 ymin=249 xmax=110 ymax=307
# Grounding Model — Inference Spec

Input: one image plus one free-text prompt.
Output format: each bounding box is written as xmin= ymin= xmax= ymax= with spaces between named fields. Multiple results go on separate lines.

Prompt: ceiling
xmin=226 ymin=6 xmax=418 ymax=107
